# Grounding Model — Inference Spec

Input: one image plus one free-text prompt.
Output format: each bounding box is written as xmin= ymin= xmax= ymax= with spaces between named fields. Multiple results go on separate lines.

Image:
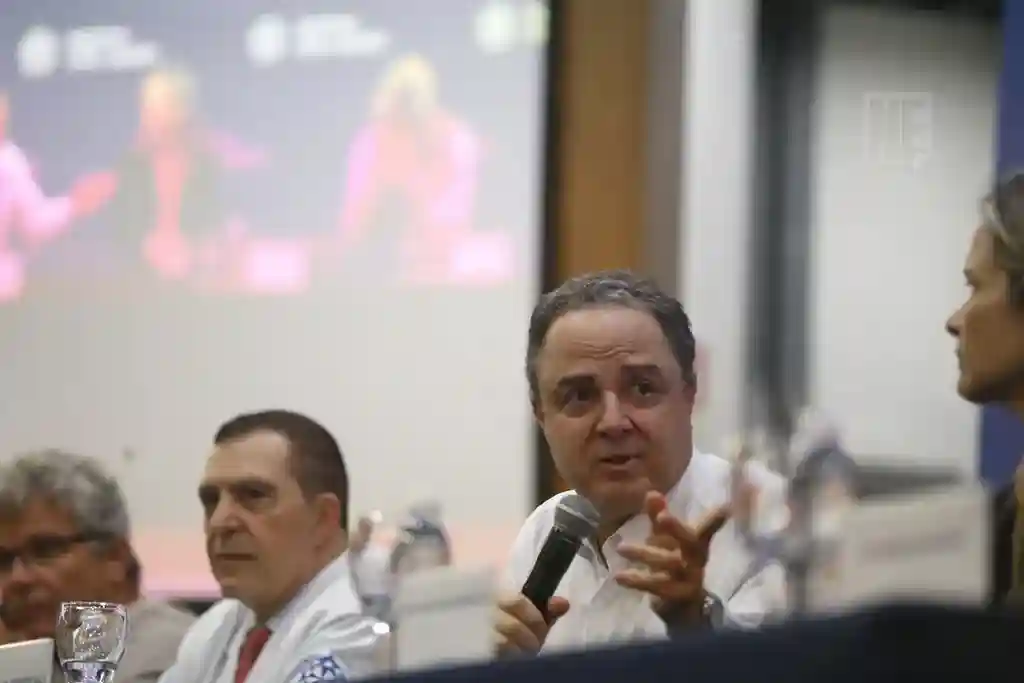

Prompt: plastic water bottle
xmin=389 ymin=501 xmax=452 ymax=576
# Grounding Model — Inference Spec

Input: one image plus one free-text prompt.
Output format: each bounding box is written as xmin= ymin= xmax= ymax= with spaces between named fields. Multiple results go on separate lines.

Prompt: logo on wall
xmin=16 ymin=24 xmax=161 ymax=78
xmin=474 ymin=0 xmax=548 ymax=54
xmin=862 ymin=91 xmax=933 ymax=171
xmin=245 ymin=13 xmax=391 ymax=67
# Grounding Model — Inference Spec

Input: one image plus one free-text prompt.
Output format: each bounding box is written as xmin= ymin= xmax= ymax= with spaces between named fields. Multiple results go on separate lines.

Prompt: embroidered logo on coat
xmin=291 ymin=654 xmax=349 ymax=683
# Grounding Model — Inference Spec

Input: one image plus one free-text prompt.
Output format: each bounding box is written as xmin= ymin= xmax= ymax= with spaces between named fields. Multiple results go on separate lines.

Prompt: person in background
xmin=495 ymin=271 xmax=786 ymax=656
xmin=159 ymin=410 xmax=380 ymax=683
xmin=334 ymin=53 xmax=482 ymax=284
xmin=946 ymin=171 xmax=1024 ymax=607
xmin=0 ymin=89 xmax=114 ymax=300
xmin=96 ymin=66 xmax=226 ymax=282
xmin=0 ymin=449 xmax=194 ymax=683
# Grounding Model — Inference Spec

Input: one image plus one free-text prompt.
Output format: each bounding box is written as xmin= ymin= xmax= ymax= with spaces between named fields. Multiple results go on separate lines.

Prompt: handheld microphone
xmin=520 ymin=493 xmax=600 ymax=619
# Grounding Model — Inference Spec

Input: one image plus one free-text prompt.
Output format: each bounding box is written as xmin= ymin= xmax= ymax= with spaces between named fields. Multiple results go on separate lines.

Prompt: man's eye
xmin=0 ymin=550 xmax=16 ymax=571
xmin=29 ymin=539 xmax=65 ymax=559
xmin=563 ymin=387 xmax=595 ymax=405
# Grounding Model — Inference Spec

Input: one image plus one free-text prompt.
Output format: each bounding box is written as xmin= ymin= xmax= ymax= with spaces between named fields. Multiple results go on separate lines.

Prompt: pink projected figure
xmin=0 ymin=90 xmax=113 ymax=301
xmin=335 ymin=54 xmax=488 ymax=283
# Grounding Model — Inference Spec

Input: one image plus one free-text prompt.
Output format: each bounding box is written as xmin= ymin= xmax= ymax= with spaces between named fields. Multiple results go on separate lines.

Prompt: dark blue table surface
xmin=377 ymin=605 xmax=1021 ymax=683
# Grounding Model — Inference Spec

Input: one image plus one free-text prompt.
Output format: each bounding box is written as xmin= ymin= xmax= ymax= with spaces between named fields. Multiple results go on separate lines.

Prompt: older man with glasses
xmin=0 ymin=449 xmax=194 ymax=683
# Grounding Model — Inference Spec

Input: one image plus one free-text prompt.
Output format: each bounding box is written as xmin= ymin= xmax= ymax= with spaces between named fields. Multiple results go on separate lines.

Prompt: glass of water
xmin=55 ymin=601 xmax=128 ymax=683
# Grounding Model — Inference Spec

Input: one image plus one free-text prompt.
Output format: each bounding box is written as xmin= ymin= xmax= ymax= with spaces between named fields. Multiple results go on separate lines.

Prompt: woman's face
xmin=140 ymin=76 xmax=188 ymax=140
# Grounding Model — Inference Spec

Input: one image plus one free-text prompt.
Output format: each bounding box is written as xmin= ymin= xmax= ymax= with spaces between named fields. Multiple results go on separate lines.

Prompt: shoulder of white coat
xmin=285 ymin=613 xmax=383 ymax=681
xmin=174 ymin=598 xmax=240 ymax=657
xmin=500 ymin=490 xmax=575 ymax=589
xmin=286 ymin=568 xmax=381 ymax=678
xmin=285 ymin=651 xmax=355 ymax=683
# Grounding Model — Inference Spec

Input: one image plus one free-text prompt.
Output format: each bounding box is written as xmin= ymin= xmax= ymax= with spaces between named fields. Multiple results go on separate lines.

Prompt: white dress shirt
xmin=158 ymin=553 xmax=383 ymax=683
xmin=501 ymin=449 xmax=788 ymax=652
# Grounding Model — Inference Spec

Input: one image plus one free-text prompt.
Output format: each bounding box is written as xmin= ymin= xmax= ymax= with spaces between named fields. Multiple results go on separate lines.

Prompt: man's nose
xmin=207 ymin=498 xmax=244 ymax=532
xmin=596 ymin=392 xmax=633 ymax=435
xmin=946 ymin=308 xmax=963 ymax=337
xmin=5 ymin=556 xmax=36 ymax=586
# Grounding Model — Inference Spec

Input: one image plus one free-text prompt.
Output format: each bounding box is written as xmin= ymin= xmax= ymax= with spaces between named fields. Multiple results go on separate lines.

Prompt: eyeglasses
xmin=0 ymin=532 xmax=108 ymax=574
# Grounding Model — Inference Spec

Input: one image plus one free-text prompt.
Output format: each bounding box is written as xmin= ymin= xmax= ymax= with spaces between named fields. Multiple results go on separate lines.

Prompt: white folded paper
xmin=391 ymin=566 xmax=495 ymax=673
xmin=0 ymin=637 xmax=54 ymax=683
xmin=811 ymin=483 xmax=989 ymax=612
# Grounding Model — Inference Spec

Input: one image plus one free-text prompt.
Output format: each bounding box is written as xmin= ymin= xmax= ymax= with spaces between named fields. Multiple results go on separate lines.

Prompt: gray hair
xmin=983 ymin=172 xmax=1024 ymax=305
xmin=0 ymin=449 xmax=130 ymax=540
xmin=526 ymin=270 xmax=697 ymax=407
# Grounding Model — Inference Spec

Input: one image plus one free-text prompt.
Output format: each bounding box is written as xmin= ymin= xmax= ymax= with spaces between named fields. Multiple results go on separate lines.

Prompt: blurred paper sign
xmin=0 ymin=637 xmax=53 ymax=683
xmin=815 ymin=484 xmax=988 ymax=611
xmin=392 ymin=566 xmax=495 ymax=673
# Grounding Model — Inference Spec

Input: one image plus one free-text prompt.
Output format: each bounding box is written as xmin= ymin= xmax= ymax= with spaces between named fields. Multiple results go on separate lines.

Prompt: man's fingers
xmin=493 ymin=593 xmax=569 ymax=657
xmin=495 ymin=594 xmax=555 ymax=655
xmin=644 ymin=490 xmax=668 ymax=523
xmin=696 ymin=505 xmax=731 ymax=544
xmin=617 ymin=543 xmax=685 ymax=573
xmin=614 ymin=569 xmax=703 ymax=602
xmin=547 ymin=596 xmax=570 ymax=621
xmin=652 ymin=510 xmax=701 ymax=554
xmin=497 ymin=595 xmax=547 ymax=634
xmin=494 ymin=611 xmax=542 ymax=653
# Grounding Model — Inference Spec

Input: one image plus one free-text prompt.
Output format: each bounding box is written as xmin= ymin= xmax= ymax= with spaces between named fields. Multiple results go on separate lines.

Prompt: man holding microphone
xmin=495 ymin=271 xmax=786 ymax=654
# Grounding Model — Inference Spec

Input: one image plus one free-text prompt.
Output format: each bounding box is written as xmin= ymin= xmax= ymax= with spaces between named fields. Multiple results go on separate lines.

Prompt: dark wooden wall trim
xmin=534 ymin=0 xmax=655 ymax=505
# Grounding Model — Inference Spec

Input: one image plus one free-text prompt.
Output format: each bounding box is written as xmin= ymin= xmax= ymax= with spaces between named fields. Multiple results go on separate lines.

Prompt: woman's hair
xmin=370 ymin=53 xmax=438 ymax=119
xmin=982 ymin=172 xmax=1024 ymax=305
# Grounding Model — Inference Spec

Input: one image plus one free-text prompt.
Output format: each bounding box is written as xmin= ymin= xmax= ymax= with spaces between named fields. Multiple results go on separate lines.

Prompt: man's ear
xmin=531 ymin=395 xmax=544 ymax=425
xmin=98 ymin=538 xmax=134 ymax=585
xmin=313 ymin=493 xmax=344 ymax=534
xmin=682 ymin=378 xmax=697 ymax=405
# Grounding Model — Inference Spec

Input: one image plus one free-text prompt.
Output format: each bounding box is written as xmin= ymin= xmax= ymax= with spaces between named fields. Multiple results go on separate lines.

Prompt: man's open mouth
xmin=600 ymin=454 xmax=639 ymax=466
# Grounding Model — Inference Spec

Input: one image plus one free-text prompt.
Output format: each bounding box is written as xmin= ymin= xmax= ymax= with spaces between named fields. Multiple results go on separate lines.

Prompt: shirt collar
xmin=580 ymin=448 xmax=704 ymax=562
xmin=253 ymin=551 xmax=354 ymax=632
xmin=612 ymin=450 xmax=698 ymax=546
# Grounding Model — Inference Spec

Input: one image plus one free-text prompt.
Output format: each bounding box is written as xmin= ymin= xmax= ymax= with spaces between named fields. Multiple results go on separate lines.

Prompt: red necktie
xmin=234 ymin=626 xmax=272 ymax=683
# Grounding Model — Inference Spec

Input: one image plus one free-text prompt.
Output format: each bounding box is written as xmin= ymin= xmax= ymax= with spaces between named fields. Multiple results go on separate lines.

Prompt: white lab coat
xmin=502 ymin=449 xmax=788 ymax=651
xmin=158 ymin=553 xmax=382 ymax=683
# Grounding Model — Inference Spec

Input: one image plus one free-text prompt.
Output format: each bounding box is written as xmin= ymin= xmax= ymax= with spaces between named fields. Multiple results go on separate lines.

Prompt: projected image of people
xmin=112 ymin=68 xmax=220 ymax=282
xmin=0 ymin=0 xmax=545 ymax=303
xmin=0 ymin=89 xmax=112 ymax=302
xmin=97 ymin=67 xmax=267 ymax=290
xmin=334 ymin=54 xmax=486 ymax=285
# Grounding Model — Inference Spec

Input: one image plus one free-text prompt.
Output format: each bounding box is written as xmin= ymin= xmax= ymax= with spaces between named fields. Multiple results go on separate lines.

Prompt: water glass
xmin=55 ymin=601 xmax=128 ymax=683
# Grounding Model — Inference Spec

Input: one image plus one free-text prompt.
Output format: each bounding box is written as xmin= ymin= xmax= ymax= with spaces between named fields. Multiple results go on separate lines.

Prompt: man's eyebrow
xmin=621 ymin=363 xmax=663 ymax=374
xmin=197 ymin=478 xmax=275 ymax=495
xmin=554 ymin=373 xmax=596 ymax=386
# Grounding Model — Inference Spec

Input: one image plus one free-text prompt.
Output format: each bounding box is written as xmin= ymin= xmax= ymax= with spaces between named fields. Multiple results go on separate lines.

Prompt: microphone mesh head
xmin=553 ymin=493 xmax=600 ymax=539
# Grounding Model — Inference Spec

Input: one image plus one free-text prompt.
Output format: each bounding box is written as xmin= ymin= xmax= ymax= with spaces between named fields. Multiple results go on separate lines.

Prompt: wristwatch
xmin=662 ymin=591 xmax=725 ymax=638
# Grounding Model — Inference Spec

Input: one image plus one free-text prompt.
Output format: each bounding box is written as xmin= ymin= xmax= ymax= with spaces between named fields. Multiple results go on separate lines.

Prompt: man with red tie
xmin=157 ymin=410 xmax=381 ymax=683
